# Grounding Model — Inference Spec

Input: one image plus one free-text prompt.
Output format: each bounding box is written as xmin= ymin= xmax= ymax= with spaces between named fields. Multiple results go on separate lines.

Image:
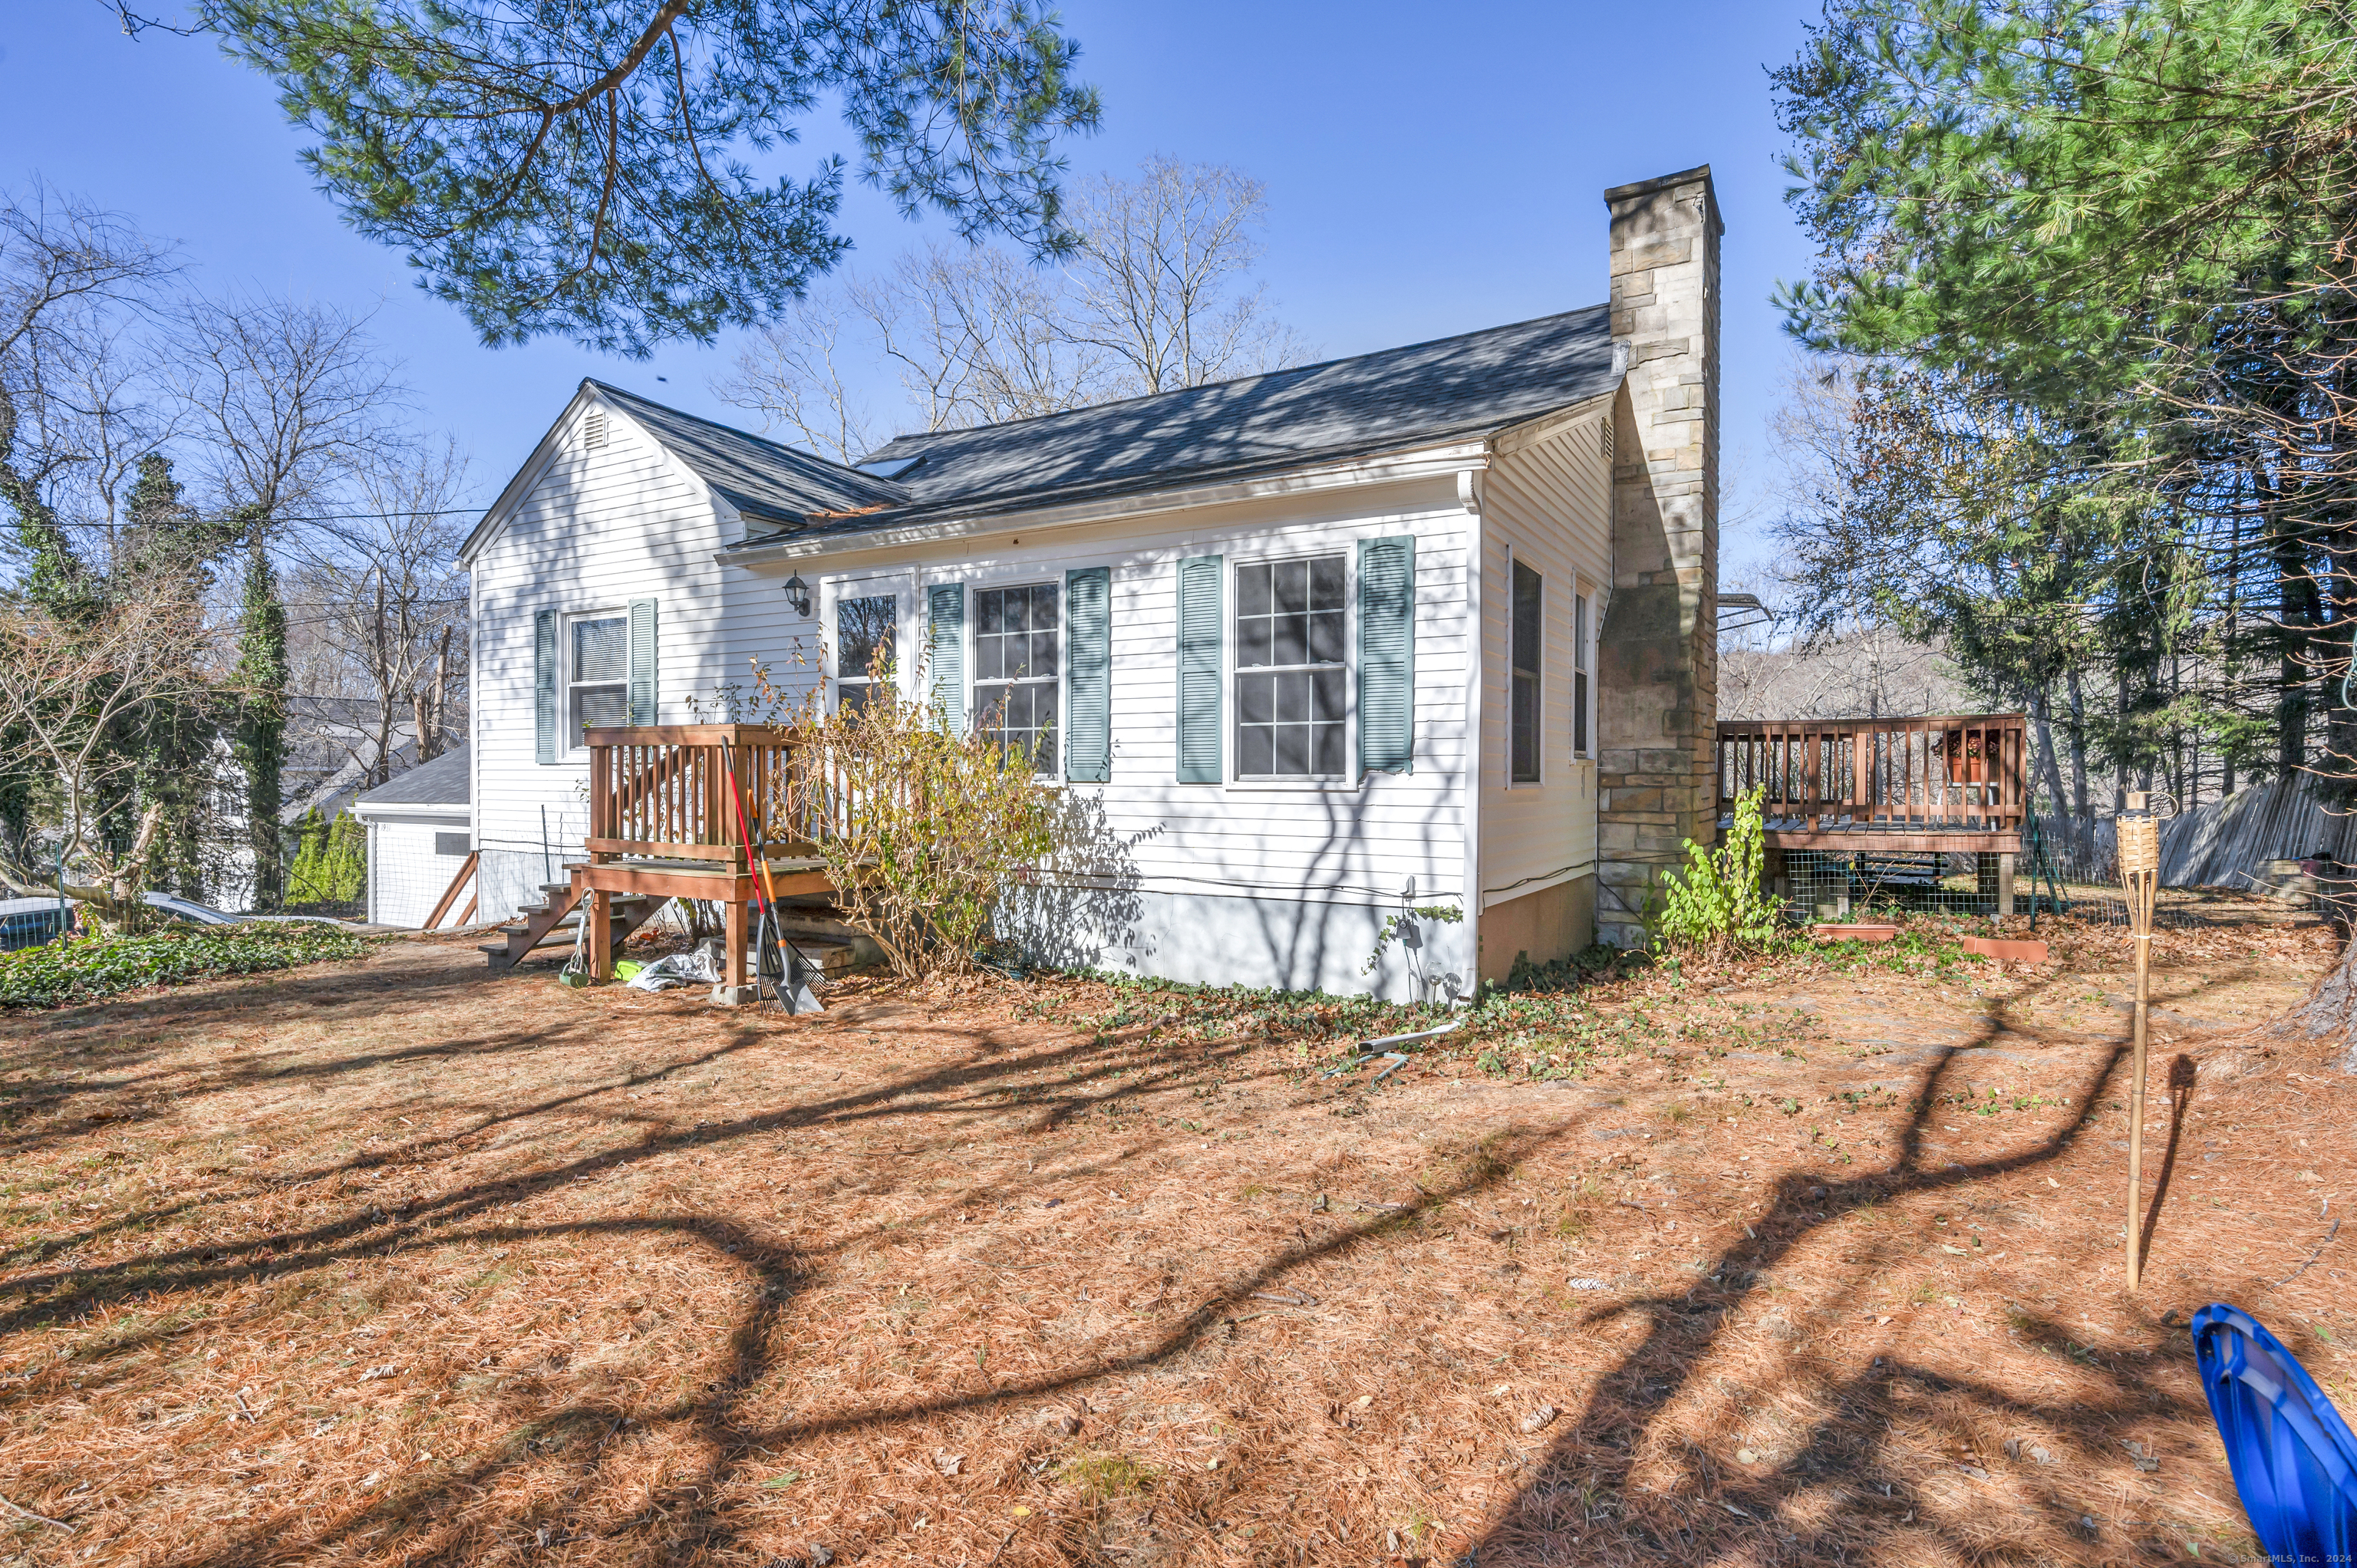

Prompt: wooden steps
xmin=479 ymin=882 xmax=658 ymax=972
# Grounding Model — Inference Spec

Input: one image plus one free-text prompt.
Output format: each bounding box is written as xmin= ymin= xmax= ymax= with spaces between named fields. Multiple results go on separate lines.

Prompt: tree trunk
xmin=2066 ymin=667 xmax=2093 ymax=861
xmin=2291 ymin=931 xmax=2357 ymax=1072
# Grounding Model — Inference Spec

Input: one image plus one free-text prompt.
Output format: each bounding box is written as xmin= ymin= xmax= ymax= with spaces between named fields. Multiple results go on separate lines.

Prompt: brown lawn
xmin=0 ymin=908 xmax=2350 ymax=1567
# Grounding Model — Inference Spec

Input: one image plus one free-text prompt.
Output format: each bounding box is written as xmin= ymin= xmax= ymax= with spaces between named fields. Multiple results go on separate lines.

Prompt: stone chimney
xmin=1595 ymin=166 xmax=1722 ymax=949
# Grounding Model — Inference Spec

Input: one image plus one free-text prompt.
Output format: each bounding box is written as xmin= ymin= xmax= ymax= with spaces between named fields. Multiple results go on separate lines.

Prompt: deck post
xmin=721 ymin=892 xmax=748 ymax=1001
xmin=1997 ymin=852 xmax=2016 ymax=917
xmin=588 ymin=888 xmax=612 ymax=980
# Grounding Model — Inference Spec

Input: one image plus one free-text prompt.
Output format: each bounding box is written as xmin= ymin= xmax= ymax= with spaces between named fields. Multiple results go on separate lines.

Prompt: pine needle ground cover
xmin=0 ymin=908 xmax=2342 ymax=1566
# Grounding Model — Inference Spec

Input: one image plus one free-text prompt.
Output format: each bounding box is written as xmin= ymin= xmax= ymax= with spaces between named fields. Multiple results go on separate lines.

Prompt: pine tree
xmin=285 ymin=806 xmax=327 ymax=906
xmin=326 ymin=810 xmax=367 ymax=904
xmin=234 ymin=535 xmax=288 ymax=911
xmin=123 ymin=454 xmax=220 ymax=900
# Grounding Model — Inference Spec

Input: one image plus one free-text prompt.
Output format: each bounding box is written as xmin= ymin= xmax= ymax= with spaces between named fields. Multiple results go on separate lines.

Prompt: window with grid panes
xmin=1511 ymin=560 xmax=1541 ymax=782
xmin=1236 ymin=555 xmax=1347 ymax=779
xmin=569 ymin=613 xmax=627 ymax=743
xmin=974 ymin=583 xmax=1060 ymax=772
xmin=836 ymin=595 xmax=895 ymax=713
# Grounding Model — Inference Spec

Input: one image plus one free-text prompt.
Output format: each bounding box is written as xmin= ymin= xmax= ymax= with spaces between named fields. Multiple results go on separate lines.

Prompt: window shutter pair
xmin=534 ymin=599 xmax=658 ymax=763
xmin=926 ymin=570 xmax=1111 ymax=782
xmin=1172 ymin=539 xmax=1415 ymax=781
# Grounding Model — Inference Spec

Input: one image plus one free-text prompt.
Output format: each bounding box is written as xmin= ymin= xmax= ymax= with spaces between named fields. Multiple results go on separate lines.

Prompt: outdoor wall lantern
xmin=783 ymin=573 xmax=811 ymax=618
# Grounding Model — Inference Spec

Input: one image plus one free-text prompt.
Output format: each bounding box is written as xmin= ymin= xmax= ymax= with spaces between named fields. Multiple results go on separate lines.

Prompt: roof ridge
xmin=583 ymin=378 xmax=892 ymax=485
xmin=861 ymin=301 xmax=1612 ymax=452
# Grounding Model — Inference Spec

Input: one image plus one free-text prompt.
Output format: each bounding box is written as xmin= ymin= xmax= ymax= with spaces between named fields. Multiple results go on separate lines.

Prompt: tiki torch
xmin=2117 ymin=792 xmax=2161 ymax=1292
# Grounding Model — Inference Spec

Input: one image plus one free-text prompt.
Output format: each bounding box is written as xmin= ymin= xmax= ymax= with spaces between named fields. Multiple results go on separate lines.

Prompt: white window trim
xmin=970 ymin=577 xmax=1066 ymax=782
xmin=562 ymin=606 xmax=628 ymax=760
xmin=823 ymin=571 xmax=917 ymax=716
xmin=1505 ymin=548 xmax=1544 ymax=789
xmin=1222 ymin=544 xmax=1358 ymax=792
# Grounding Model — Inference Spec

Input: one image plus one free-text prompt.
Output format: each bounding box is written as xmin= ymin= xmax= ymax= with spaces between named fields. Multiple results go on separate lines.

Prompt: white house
xmin=457 ymin=166 xmax=1726 ymax=998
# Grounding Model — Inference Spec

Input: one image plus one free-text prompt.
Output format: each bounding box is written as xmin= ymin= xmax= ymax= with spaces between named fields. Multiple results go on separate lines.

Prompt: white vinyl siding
xmin=467 ymin=390 xmax=1485 ymax=994
xmin=467 ymin=399 xmax=740 ymax=918
xmin=1481 ymin=411 xmax=1614 ymax=908
xmin=787 ymin=486 xmax=1475 ymax=923
xmin=361 ymin=812 xmax=471 ymax=928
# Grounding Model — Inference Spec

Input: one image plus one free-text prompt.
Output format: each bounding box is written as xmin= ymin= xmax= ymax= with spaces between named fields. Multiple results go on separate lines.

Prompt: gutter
xmin=715 ymin=439 xmax=1495 ymax=568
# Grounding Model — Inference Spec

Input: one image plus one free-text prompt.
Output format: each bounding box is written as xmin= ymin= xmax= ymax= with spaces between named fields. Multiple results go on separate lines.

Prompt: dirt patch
xmin=0 ymin=915 xmax=2346 ymax=1566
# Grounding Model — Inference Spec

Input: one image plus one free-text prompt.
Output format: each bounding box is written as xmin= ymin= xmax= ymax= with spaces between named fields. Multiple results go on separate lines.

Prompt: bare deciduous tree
xmin=163 ymin=295 xmax=407 ymax=522
xmin=0 ymin=184 xmax=177 ymax=585
xmin=0 ymin=580 xmax=223 ymax=922
xmin=287 ymin=440 xmax=472 ymax=786
xmin=715 ymin=158 xmax=1309 ymax=455
xmin=1061 ymin=155 xmax=1307 ymax=394
xmin=709 ymin=284 xmax=881 ymax=465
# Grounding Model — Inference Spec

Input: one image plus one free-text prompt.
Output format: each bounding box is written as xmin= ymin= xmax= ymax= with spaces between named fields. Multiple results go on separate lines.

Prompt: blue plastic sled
xmin=2192 ymin=1303 xmax=2357 ymax=1563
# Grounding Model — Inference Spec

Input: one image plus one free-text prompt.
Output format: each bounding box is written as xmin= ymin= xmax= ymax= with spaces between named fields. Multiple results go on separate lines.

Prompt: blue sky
xmin=2 ymin=2 xmax=1821 ymax=576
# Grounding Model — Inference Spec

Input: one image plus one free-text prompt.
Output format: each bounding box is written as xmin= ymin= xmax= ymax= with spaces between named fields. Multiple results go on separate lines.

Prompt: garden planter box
xmin=1962 ymin=935 xmax=2049 ymax=964
xmin=1811 ymin=924 xmax=1900 ymax=944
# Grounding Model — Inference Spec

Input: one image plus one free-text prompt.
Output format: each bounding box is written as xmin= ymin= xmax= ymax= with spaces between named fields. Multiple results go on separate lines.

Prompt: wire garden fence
xmin=1770 ymin=815 xmax=2240 ymax=931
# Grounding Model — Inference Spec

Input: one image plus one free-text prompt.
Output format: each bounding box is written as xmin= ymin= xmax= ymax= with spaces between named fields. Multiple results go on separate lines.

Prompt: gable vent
xmin=1598 ymin=417 xmax=1614 ymax=463
xmin=582 ymin=407 xmax=608 ymax=450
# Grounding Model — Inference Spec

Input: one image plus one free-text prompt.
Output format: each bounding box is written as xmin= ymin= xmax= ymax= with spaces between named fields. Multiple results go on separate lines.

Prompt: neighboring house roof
xmin=519 ymin=305 xmax=1617 ymax=553
xmin=352 ymin=744 xmax=472 ymax=811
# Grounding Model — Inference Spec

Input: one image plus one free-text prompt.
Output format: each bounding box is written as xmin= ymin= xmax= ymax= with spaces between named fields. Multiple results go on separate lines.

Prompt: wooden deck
xmin=485 ymin=725 xmax=839 ymax=994
xmin=1717 ymin=713 xmax=2028 ymax=855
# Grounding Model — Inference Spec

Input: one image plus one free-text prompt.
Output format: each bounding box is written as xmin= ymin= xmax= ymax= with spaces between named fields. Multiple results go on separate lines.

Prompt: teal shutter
xmin=928 ymin=582 xmax=966 ymax=731
xmin=533 ymin=608 xmax=558 ymax=763
xmin=1357 ymin=535 xmax=1416 ymax=775
xmin=1065 ymin=566 xmax=1112 ymax=782
xmin=626 ymin=598 xmax=658 ymax=726
xmin=1176 ymin=555 xmax=1222 ymax=783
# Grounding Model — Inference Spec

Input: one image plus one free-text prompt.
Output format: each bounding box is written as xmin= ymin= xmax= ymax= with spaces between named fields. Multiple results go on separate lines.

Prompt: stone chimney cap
xmin=1602 ymin=165 xmax=1723 ymax=235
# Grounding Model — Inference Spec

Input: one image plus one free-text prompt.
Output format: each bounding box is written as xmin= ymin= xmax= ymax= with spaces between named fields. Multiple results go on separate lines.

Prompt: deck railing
xmin=585 ymin=723 xmax=837 ymax=865
xmin=1716 ymin=713 xmax=2028 ymax=845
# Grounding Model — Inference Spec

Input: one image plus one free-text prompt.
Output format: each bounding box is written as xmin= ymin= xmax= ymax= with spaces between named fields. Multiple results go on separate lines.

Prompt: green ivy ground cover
xmin=0 ymin=922 xmax=370 ymax=1010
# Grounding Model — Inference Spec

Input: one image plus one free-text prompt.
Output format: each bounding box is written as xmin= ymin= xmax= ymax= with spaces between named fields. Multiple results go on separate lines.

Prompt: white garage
xmin=351 ymin=745 xmax=474 ymax=929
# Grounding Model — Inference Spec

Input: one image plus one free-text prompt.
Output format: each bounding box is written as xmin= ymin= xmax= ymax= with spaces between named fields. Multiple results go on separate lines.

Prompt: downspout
xmin=1457 ymin=466 xmax=1487 ymax=996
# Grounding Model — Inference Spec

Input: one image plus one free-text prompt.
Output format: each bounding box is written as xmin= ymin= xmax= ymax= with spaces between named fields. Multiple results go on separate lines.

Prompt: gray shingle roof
xmin=591 ymin=383 xmax=908 ymax=526
xmin=595 ymin=304 xmax=1617 ymax=542
xmin=852 ymin=304 xmax=1617 ymax=524
xmin=354 ymin=744 xmax=470 ymax=809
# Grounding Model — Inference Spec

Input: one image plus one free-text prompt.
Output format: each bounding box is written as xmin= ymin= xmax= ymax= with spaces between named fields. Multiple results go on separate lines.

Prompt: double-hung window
xmin=1510 ymin=560 xmax=1541 ymax=782
xmin=1573 ymin=592 xmax=1591 ymax=758
xmin=1236 ymin=555 xmax=1347 ymax=779
xmin=836 ymin=595 xmax=896 ymax=713
xmin=974 ymin=583 xmax=1060 ymax=772
xmin=569 ymin=613 xmax=628 ymax=742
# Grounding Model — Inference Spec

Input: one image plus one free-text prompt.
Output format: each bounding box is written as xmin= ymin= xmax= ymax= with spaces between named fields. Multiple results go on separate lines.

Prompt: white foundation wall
xmin=1478 ymin=409 xmax=1615 ymax=940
